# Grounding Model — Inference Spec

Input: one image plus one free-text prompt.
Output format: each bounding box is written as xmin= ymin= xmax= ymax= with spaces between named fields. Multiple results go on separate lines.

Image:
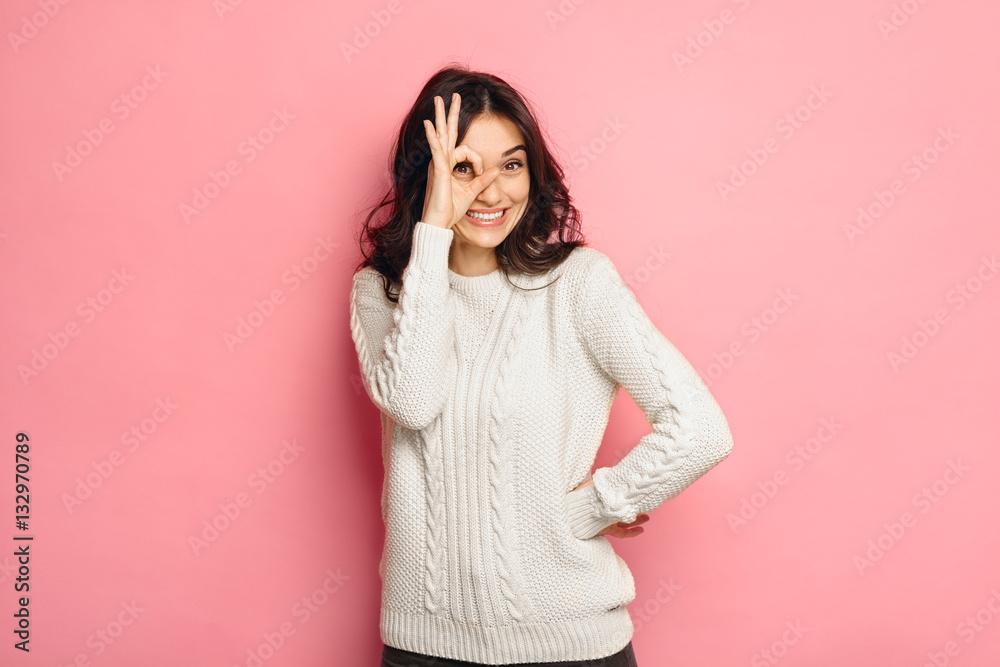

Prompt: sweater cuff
xmin=410 ymin=221 xmax=453 ymax=272
xmin=565 ymin=484 xmax=614 ymax=540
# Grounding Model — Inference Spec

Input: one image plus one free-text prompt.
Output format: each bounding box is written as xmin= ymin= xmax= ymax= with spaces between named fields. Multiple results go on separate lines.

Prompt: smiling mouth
xmin=464 ymin=208 xmax=510 ymax=226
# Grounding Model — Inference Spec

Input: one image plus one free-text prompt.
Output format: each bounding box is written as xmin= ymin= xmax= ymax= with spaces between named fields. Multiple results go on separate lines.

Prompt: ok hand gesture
xmin=420 ymin=92 xmax=501 ymax=230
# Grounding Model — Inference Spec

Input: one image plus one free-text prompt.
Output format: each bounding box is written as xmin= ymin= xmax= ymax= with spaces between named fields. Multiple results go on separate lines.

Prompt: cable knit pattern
xmin=349 ymin=222 xmax=734 ymax=664
xmin=421 ymin=416 xmax=448 ymax=615
xmin=486 ymin=290 xmax=541 ymax=624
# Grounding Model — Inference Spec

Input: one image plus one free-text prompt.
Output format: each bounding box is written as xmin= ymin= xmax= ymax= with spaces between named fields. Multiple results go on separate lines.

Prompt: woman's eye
xmin=453 ymin=160 xmax=523 ymax=175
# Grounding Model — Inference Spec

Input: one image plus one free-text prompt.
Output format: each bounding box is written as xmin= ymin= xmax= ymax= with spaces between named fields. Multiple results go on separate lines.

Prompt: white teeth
xmin=468 ymin=209 xmax=504 ymax=221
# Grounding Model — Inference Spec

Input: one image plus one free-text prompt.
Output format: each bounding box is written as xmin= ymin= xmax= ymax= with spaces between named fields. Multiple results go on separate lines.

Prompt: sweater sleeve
xmin=564 ymin=252 xmax=734 ymax=540
xmin=349 ymin=221 xmax=457 ymax=431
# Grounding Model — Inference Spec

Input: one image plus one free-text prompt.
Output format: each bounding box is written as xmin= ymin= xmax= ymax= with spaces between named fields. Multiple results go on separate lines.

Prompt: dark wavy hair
xmin=354 ymin=63 xmax=586 ymax=302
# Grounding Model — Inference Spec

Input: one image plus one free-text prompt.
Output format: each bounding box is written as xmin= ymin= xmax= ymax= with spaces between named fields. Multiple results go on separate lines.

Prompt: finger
xmin=615 ymin=523 xmax=644 ymax=536
xmin=453 ymin=145 xmax=483 ymax=176
xmin=618 ymin=517 xmax=649 ymax=530
xmin=433 ymin=95 xmax=448 ymax=145
xmin=423 ymin=118 xmax=442 ymax=156
xmin=468 ymin=166 xmax=500 ymax=198
xmin=423 ymin=119 xmax=450 ymax=178
xmin=447 ymin=92 xmax=460 ymax=152
xmin=618 ymin=515 xmax=649 ymax=529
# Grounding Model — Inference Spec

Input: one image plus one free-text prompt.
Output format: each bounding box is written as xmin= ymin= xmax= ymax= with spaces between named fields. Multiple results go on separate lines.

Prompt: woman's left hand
xmin=571 ymin=478 xmax=650 ymax=539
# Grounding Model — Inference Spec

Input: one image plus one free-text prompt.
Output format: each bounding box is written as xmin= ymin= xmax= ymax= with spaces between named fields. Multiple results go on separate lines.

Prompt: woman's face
xmin=451 ymin=114 xmax=531 ymax=252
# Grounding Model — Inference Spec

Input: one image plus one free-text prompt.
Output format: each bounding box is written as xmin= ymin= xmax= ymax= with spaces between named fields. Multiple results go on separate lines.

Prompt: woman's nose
xmin=475 ymin=178 xmax=502 ymax=204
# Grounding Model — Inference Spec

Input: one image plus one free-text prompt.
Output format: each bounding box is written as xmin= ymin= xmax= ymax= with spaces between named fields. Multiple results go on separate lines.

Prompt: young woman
xmin=351 ymin=65 xmax=734 ymax=667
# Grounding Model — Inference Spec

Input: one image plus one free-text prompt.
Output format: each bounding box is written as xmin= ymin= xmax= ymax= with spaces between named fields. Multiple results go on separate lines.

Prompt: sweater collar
xmin=447 ymin=267 xmax=507 ymax=295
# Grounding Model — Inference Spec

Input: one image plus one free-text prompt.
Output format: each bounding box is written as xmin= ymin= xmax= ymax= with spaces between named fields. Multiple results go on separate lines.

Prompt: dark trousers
xmin=380 ymin=641 xmax=638 ymax=667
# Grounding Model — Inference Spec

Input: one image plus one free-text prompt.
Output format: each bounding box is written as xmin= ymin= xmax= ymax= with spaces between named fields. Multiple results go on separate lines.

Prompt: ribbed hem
xmin=564 ymin=483 xmax=614 ymax=540
xmin=411 ymin=221 xmax=453 ymax=272
xmin=380 ymin=605 xmax=633 ymax=664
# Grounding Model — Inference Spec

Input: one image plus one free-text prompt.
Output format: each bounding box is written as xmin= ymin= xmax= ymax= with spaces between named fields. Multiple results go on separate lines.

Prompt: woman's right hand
xmin=420 ymin=92 xmax=501 ymax=230
xmin=571 ymin=477 xmax=651 ymax=539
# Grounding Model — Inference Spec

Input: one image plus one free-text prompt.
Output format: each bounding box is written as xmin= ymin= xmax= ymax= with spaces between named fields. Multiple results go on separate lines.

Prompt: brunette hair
xmin=354 ymin=63 xmax=586 ymax=302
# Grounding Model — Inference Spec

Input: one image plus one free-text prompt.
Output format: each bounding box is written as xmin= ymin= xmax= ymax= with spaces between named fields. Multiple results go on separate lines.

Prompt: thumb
xmin=469 ymin=166 xmax=501 ymax=197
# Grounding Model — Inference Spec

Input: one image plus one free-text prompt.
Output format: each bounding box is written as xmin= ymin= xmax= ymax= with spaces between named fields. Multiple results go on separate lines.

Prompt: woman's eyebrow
xmin=502 ymin=145 xmax=527 ymax=157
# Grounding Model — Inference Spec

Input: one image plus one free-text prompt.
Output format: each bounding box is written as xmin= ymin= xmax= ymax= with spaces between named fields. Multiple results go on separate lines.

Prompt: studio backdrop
xmin=1 ymin=1 xmax=998 ymax=665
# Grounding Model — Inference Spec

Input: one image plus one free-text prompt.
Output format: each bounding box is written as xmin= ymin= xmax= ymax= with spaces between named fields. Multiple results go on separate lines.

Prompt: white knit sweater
xmin=350 ymin=221 xmax=734 ymax=664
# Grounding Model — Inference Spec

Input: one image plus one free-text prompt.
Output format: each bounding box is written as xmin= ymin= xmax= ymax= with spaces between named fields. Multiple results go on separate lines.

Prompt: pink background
xmin=2 ymin=1 xmax=999 ymax=665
